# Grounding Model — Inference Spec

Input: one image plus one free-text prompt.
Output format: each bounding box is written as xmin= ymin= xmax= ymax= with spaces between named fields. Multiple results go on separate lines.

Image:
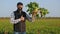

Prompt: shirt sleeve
xmin=26 ymin=13 xmax=32 ymax=22
xmin=10 ymin=12 xmax=21 ymax=24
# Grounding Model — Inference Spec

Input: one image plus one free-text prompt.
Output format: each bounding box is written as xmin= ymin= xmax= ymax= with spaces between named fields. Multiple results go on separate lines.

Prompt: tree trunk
xmin=32 ymin=12 xmax=37 ymax=22
xmin=32 ymin=14 xmax=35 ymax=22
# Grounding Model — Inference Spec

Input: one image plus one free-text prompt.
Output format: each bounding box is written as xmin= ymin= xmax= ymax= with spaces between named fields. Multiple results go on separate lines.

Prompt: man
xmin=10 ymin=2 xmax=32 ymax=34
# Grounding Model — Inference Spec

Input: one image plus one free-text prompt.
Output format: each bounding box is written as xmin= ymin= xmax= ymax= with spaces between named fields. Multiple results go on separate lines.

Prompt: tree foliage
xmin=26 ymin=2 xmax=49 ymax=18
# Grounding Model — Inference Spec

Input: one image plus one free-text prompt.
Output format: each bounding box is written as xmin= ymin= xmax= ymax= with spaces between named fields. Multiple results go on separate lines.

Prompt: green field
xmin=0 ymin=18 xmax=60 ymax=34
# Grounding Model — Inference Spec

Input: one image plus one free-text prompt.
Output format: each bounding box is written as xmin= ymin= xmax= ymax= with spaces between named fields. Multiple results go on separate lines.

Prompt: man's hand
xmin=20 ymin=15 xmax=25 ymax=22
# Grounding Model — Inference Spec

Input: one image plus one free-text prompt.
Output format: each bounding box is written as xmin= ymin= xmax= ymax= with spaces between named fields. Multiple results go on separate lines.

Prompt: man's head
xmin=17 ymin=2 xmax=23 ymax=11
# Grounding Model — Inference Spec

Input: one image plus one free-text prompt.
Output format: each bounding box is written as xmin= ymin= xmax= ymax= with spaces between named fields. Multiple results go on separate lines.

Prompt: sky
xmin=0 ymin=0 xmax=60 ymax=17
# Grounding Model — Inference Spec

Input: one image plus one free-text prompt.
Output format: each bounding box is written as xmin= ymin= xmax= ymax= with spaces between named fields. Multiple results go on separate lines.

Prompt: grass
xmin=0 ymin=18 xmax=60 ymax=34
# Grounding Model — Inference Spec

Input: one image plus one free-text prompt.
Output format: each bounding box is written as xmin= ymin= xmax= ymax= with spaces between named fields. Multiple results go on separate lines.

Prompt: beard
xmin=18 ymin=8 xmax=22 ymax=11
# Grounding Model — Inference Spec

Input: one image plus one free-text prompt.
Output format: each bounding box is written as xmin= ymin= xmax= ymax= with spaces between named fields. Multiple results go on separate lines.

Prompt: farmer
xmin=10 ymin=2 xmax=32 ymax=34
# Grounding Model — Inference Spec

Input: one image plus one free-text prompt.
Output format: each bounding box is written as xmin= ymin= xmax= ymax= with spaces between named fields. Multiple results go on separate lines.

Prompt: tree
xmin=39 ymin=8 xmax=49 ymax=17
xmin=26 ymin=2 xmax=40 ymax=22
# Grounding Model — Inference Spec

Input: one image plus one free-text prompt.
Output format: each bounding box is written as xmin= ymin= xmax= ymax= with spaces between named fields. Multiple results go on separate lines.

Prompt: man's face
xmin=17 ymin=5 xmax=23 ymax=10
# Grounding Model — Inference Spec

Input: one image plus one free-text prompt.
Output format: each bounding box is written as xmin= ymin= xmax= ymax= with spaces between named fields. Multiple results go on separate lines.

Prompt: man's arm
xmin=26 ymin=13 xmax=32 ymax=22
xmin=10 ymin=12 xmax=21 ymax=24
